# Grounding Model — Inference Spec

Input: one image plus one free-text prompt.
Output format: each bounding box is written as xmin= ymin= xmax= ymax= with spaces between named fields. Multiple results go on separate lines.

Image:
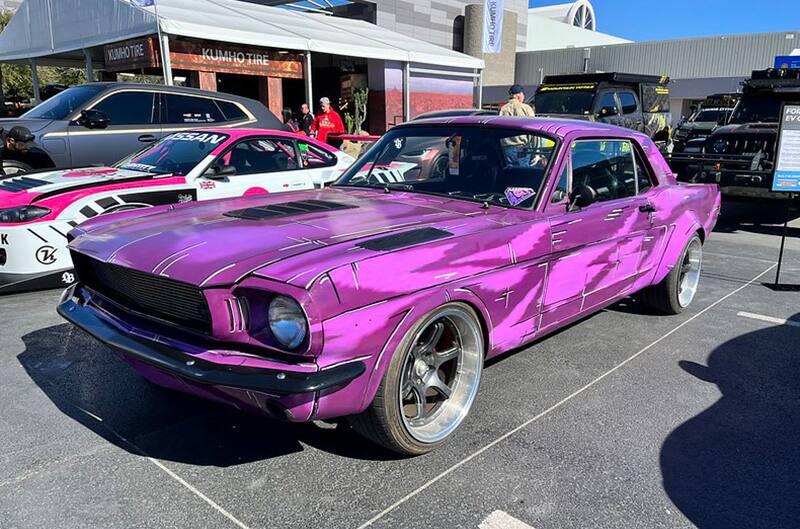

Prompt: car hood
xmin=70 ymin=187 xmax=506 ymax=288
xmin=0 ymin=118 xmax=53 ymax=134
xmin=0 ymin=166 xmax=157 ymax=207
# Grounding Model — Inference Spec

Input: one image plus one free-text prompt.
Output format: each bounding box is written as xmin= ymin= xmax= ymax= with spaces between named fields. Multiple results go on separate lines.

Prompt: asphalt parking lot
xmin=2 ymin=202 xmax=799 ymax=529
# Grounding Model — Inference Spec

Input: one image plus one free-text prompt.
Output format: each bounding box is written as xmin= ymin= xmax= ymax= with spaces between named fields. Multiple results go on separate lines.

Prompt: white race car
xmin=0 ymin=128 xmax=354 ymax=293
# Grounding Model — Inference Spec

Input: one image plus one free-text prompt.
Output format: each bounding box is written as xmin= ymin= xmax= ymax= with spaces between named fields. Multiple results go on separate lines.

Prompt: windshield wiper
xmin=383 ymin=183 xmax=414 ymax=192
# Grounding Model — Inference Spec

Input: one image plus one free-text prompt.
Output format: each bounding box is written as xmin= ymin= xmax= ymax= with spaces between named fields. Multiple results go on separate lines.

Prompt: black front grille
xmin=714 ymin=135 xmax=775 ymax=159
xmin=72 ymin=251 xmax=211 ymax=334
xmin=224 ymin=199 xmax=356 ymax=220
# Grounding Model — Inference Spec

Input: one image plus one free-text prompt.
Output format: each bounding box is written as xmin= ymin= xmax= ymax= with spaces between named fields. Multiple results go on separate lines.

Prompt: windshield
xmin=116 ymin=131 xmax=229 ymax=176
xmin=690 ymin=109 xmax=727 ymax=123
xmin=22 ymin=85 xmax=106 ymax=120
xmin=534 ymin=90 xmax=595 ymax=115
xmin=335 ymin=126 xmax=557 ymax=209
xmin=729 ymin=94 xmax=781 ymax=124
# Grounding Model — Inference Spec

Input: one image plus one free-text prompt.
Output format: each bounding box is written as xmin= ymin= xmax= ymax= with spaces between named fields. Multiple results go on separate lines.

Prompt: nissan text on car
xmin=0 ymin=129 xmax=353 ymax=293
xmin=59 ymin=117 xmax=720 ymax=455
xmin=0 ymin=82 xmax=281 ymax=176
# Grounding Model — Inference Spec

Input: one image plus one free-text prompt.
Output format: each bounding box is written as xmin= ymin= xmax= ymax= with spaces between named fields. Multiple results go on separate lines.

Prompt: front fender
xmin=651 ymin=212 xmax=703 ymax=286
xmin=315 ymin=286 xmax=492 ymax=420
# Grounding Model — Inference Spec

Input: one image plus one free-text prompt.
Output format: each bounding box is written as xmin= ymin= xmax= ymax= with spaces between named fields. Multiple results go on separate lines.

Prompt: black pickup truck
xmin=670 ymin=68 xmax=800 ymax=201
xmin=532 ymin=72 xmax=672 ymax=146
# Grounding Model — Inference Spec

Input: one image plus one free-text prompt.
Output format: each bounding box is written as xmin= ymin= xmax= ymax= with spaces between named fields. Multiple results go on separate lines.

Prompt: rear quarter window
xmin=216 ymin=100 xmax=248 ymax=122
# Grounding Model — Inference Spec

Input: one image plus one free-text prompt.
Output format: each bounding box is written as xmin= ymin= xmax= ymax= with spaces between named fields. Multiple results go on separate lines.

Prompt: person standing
xmin=499 ymin=85 xmax=535 ymax=166
xmin=0 ymin=126 xmax=35 ymax=177
xmin=281 ymin=108 xmax=300 ymax=133
xmin=310 ymin=97 xmax=345 ymax=144
xmin=299 ymin=103 xmax=314 ymax=136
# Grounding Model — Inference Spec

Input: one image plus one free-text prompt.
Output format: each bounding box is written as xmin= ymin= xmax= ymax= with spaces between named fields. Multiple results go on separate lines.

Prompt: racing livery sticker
xmin=504 ymin=187 xmax=537 ymax=206
xmin=36 ymin=246 xmax=57 ymax=265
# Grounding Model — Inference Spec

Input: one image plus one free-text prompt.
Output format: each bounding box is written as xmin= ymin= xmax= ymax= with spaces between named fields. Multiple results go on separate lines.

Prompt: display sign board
xmin=772 ymin=104 xmax=800 ymax=192
xmin=169 ymin=40 xmax=304 ymax=79
xmin=482 ymin=0 xmax=504 ymax=54
xmin=104 ymin=37 xmax=160 ymax=72
xmin=775 ymin=55 xmax=800 ymax=69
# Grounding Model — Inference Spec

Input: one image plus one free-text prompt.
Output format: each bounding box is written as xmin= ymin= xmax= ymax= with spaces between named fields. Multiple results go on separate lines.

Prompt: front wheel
xmin=351 ymin=303 xmax=484 ymax=455
xmin=641 ymin=234 xmax=703 ymax=314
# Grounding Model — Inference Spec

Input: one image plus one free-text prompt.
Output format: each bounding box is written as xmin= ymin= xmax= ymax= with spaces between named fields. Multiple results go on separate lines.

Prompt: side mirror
xmin=77 ymin=109 xmax=110 ymax=129
xmin=597 ymin=106 xmax=618 ymax=118
xmin=569 ymin=184 xmax=597 ymax=210
xmin=203 ymin=164 xmax=236 ymax=180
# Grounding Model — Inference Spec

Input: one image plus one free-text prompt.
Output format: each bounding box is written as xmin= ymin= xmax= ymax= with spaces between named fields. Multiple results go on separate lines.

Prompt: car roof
xmin=79 ymin=82 xmax=262 ymax=104
xmin=396 ymin=116 xmax=646 ymax=140
xmin=187 ymin=128 xmax=339 ymax=151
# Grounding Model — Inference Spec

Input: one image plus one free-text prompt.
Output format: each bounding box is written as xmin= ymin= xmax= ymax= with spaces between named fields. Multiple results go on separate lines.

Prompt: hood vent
xmin=0 ymin=177 xmax=50 ymax=193
xmin=357 ymin=227 xmax=453 ymax=251
xmin=224 ymin=199 xmax=356 ymax=220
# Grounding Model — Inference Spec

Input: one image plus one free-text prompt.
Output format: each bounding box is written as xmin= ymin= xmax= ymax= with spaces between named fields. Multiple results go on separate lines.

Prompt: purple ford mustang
xmin=59 ymin=117 xmax=721 ymax=455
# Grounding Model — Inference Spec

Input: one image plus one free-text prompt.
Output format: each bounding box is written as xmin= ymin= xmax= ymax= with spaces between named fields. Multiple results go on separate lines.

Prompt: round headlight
xmin=268 ymin=296 xmax=307 ymax=350
xmin=711 ymin=139 xmax=728 ymax=154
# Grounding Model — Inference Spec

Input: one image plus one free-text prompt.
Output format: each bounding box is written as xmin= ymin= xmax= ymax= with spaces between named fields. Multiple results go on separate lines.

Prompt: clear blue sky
xmin=530 ymin=0 xmax=800 ymax=42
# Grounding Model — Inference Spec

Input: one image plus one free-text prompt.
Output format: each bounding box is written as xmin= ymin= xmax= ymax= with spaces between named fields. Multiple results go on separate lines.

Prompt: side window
xmin=216 ymin=100 xmax=248 ymax=122
xmin=596 ymin=93 xmax=618 ymax=116
xmin=298 ymin=141 xmax=336 ymax=169
xmin=226 ymin=138 xmax=299 ymax=175
xmin=92 ymin=91 xmax=156 ymax=125
xmin=551 ymin=163 xmax=569 ymax=204
xmin=618 ymin=92 xmax=638 ymax=114
xmin=633 ymin=147 xmax=654 ymax=194
xmin=163 ymin=94 xmax=225 ymax=124
xmin=570 ymin=140 xmax=636 ymax=203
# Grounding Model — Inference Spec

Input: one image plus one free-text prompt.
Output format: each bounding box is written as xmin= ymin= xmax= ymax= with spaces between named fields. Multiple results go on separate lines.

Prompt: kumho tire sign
xmin=169 ymin=40 xmax=303 ymax=79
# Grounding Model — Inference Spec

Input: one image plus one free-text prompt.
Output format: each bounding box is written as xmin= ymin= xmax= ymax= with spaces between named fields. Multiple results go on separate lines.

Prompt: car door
xmin=67 ymin=90 xmax=162 ymax=167
xmin=540 ymin=138 xmax=654 ymax=332
xmin=618 ymin=90 xmax=644 ymax=132
xmin=194 ymin=136 xmax=312 ymax=200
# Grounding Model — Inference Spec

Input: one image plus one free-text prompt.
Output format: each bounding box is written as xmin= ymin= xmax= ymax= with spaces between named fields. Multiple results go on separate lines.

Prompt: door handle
xmin=138 ymin=134 xmax=157 ymax=143
xmin=639 ymin=204 xmax=656 ymax=213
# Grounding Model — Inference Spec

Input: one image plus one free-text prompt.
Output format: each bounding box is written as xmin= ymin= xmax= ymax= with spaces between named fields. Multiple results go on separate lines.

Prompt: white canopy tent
xmin=0 ymin=0 xmax=484 ymax=69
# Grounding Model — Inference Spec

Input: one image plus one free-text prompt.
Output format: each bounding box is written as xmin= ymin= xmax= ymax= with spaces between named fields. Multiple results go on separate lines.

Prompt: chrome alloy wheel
xmin=678 ymin=238 xmax=703 ymax=307
xmin=398 ymin=308 xmax=482 ymax=444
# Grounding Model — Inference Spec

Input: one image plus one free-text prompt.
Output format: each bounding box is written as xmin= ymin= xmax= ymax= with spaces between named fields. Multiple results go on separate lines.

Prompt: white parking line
xmin=355 ymin=262 xmax=777 ymax=529
xmin=737 ymin=311 xmax=800 ymax=328
xmin=479 ymin=510 xmax=537 ymax=529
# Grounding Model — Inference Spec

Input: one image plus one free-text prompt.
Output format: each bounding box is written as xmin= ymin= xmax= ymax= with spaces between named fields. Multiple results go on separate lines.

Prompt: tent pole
xmin=84 ymin=50 xmax=94 ymax=82
xmin=305 ymin=52 xmax=313 ymax=108
xmin=477 ymin=69 xmax=483 ymax=109
xmin=160 ymin=32 xmax=174 ymax=86
xmin=30 ymin=59 xmax=41 ymax=104
xmin=403 ymin=61 xmax=410 ymax=122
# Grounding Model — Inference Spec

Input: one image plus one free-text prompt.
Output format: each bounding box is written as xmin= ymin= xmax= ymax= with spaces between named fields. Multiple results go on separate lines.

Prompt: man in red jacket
xmin=310 ymin=97 xmax=345 ymax=144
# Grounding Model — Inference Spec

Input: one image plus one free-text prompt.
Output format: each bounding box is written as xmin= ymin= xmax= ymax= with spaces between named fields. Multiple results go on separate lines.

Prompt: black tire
xmin=350 ymin=302 xmax=484 ymax=455
xmin=641 ymin=233 xmax=703 ymax=315
xmin=1 ymin=160 xmax=33 ymax=179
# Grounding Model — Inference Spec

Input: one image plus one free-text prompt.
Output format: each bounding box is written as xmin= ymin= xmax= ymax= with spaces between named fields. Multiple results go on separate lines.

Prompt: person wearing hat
xmin=1 ymin=126 xmax=35 ymax=177
xmin=499 ymin=85 xmax=535 ymax=167
xmin=310 ymin=97 xmax=345 ymax=144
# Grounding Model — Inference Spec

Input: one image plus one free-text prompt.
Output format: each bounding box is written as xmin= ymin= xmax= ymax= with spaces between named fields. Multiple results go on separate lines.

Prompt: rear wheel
xmin=351 ymin=303 xmax=484 ymax=455
xmin=641 ymin=234 xmax=703 ymax=314
xmin=1 ymin=160 xmax=33 ymax=179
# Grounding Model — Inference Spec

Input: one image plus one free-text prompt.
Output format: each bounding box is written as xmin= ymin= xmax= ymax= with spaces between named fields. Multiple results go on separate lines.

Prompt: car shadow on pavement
xmin=17 ymin=324 xmax=402 ymax=466
xmin=660 ymin=313 xmax=800 ymax=529
xmin=714 ymin=200 xmax=800 ymax=237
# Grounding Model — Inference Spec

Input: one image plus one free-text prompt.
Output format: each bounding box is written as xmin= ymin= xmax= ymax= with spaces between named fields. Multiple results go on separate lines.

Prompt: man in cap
xmin=310 ymin=97 xmax=345 ymax=144
xmin=1 ymin=126 xmax=35 ymax=177
xmin=499 ymin=85 xmax=535 ymax=166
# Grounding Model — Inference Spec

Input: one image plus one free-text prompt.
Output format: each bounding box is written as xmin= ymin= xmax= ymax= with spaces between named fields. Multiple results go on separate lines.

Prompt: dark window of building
xmin=163 ymin=94 xmax=225 ymax=124
xmin=93 ymin=91 xmax=157 ymax=125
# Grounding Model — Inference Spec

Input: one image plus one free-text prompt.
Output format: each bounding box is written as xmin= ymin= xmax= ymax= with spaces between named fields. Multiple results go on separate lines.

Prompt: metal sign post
xmin=769 ymin=103 xmax=800 ymax=290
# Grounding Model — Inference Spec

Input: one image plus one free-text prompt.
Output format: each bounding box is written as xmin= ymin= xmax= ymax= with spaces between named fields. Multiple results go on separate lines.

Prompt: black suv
xmin=0 ymin=83 xmax=281 ymax=176
xmin=674 ymin=68 xmax=800 ymax=200
xmin=533 ymin=72 xmax=672 ymax=146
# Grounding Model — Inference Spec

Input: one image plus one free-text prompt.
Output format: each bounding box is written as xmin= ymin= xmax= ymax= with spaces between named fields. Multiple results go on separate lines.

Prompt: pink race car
xmin=0 ymin=129 xmax=353 ymax=293
xmin=61 ymin=117 xmax=720 ymax=454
